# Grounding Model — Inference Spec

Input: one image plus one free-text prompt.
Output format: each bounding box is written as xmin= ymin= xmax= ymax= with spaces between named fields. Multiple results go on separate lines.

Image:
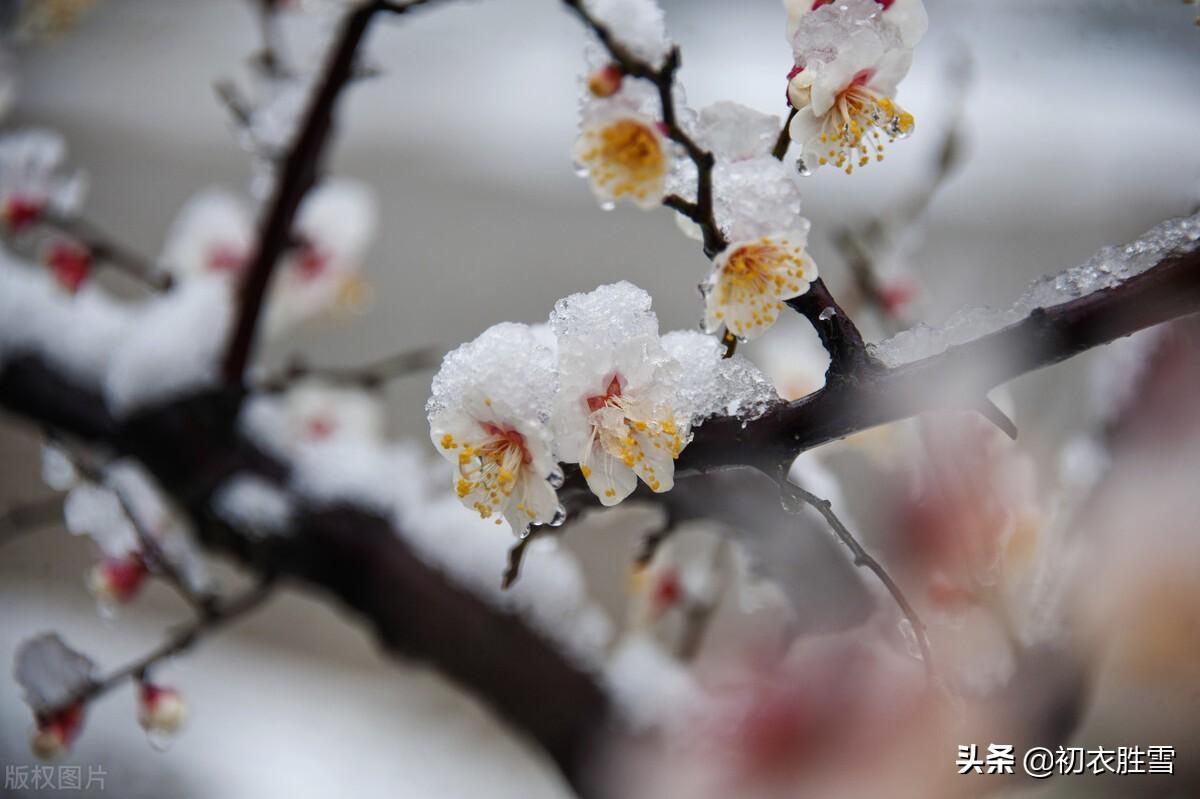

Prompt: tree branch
xmin=221 ymin=2 xmax=384 ymax=384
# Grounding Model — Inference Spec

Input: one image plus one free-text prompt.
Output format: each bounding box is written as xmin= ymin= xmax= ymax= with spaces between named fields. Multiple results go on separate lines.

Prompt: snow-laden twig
xmin=562 ymin=0 xmax=727 ymax=258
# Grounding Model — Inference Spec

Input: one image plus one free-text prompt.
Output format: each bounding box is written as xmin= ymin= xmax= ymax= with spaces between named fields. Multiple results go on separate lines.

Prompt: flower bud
xmin=587 ymin=63 xmax=624 ymax=98
xmin=87 ymin=555 xmax=149 ymax=605
xmin=31 ymin=704 xmax=84 ymax=760
xmin=138 ymin=683 xmax=187 ymax=736
xmin=3 ymin=196 xmax=44 ymax=232
xmin=44 ymin=240 xmax=92 ymax=294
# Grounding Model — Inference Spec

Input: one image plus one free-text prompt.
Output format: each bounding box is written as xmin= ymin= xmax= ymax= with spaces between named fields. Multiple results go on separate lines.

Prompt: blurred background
xmin=2 ymin=0 xmax=1199 ymax=796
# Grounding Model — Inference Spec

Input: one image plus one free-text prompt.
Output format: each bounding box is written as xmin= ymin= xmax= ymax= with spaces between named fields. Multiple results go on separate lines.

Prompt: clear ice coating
xmin=868 ymin=213 xmax=1200 ymax=368
xmin=15 ymin=633 xmax=96 ymax=714
xmin=790 ymin=0 xmax=900 ymax=68
xmin=582 ymin=0 xmax=670 ymax=65
xmin=661 ymin=330 xmax=780 ymax=422
xmin=696 ymin=102 xmax=781 ymax=163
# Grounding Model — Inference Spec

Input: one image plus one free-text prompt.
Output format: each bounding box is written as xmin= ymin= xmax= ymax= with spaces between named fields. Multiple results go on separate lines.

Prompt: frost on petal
xmin=661 ymin=330 xmax=780 ymax=423
xmin=104 ymin=276 xmax=234 ymax=417
xmin=551 ymin=283 xmax=689 ymax=501
xmin=160 ymin=188 xmax=254 ymax=281
xmin=15 ymin=634 xmax=95 ymax=715
xmin=702 ymin=231 xmax=818 ymax=341
xmin=582 ymin=0 xmax=670 ymax=65
xmin=428 ymin=323 xmax=560 ymax=533
xmin=696 ymin=102 xmax=781 ymax=163
xmin=573 ymin=112 xmax=669 ymax=210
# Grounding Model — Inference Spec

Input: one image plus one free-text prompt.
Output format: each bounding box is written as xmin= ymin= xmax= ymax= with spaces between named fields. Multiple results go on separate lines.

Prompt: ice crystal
xmin=582 ymin=0 xmax=670 ymax=66
xmin=661 ymin=330 xmax=779 ymax=422
xmin=869 ymin=214 xmax=1200 ymax=367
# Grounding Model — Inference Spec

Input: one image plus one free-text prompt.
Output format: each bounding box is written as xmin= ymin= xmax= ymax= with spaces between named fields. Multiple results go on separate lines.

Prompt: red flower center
xmin=586 ymin=374 xmax=624 ymax=412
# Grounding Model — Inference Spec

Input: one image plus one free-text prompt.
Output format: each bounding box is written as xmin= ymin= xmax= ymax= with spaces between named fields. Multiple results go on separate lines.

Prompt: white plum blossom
xmin=282 ymin=379 xmax=386 ymax=445
xmin=786 ymin=0 xmax=922 ymax=174
xmin=702 ymin=222 xmax=819 ymax=341
xmin=427 ymin=323 xmax=563 ymax=534
xmin=0 ymin=129 xmax=86 ymax=230
xmin=551 ymin=282 xmax=689 ymax=505
xmin=160 ymin=179 xmax=376 ymax=332
xmin=574 ymin=107 xmax=671 ymax=210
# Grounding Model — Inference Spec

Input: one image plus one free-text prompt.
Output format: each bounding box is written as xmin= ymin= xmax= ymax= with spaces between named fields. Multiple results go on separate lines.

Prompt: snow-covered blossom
xmin=701 ymin=224 xmax=819 ymax=341
xmin=551 ymin=283 xmax=689 ymax=505
xmin=427 ymin=323 xmax=562 ymax=534
xmin=0 ymin=129 xmax=86 ymax=231
xmin=160 ymin=179 xmax=376 ymax=332
xmin=574 ymin=110 xmax=670 ymax=210
xmin=15 ymin=634 xmax=94 ymax=758
xmin=786 ymin=0 xmax=922 ymax=174
xmin=137 ymin=683 xmax=187 ymax=736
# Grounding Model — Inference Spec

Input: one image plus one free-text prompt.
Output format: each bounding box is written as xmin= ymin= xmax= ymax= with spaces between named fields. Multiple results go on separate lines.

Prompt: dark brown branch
xmin=786 ymin=278 xmax=873 ymax=378
xmin=771 ymin=106 xmax=797 ymax=161
xmin=561 ymin=1 xmax=727 ymax=257
xmin=221 ymin=2 xmax=384 ymax=384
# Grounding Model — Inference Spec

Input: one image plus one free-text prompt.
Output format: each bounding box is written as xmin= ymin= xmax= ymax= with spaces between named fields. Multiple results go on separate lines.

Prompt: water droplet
xmin=897 ymin=618 xmax=923 ymax=660
xmin=146 ymin=729 xmax=175 ymax=752
xmin=574 ymin=165 xmax=590 ymax=178
xmin=547 ymin=467 xmax=564 ymax=489
xmin=599 ymin=200 xmax=616 ymax=212
xmin=549 ymin=506 xmax=568 ymax=527
xmin=818 ymin=307 xmax=836 ymax=321
xmin=697 ymin=280 xmax=711 ymax=298
xmin=795 ymin=157 xmax=813 ymax=177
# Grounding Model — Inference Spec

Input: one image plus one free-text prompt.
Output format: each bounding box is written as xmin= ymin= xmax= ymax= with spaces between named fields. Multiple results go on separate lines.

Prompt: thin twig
xmin=82 ymin=579 xmax=274 ymax=702
xmin=257 ymin=346 xmax=439 ymax=393
xmin=561 ymin=1 xmax=727 ymax=257
xmin=221 ymin=2 xmax=386 ymax=384
xmin=779 ymin=476 xmax=938 ymax=684
xmin=771 ymin=107 xmax=797 ymax=161
xmin=39 ymin=214 xmax=173 ymax=292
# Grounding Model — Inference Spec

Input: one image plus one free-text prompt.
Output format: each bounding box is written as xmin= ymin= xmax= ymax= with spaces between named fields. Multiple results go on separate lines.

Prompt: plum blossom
xmin=15 ymin=633 xmax=95 ymax=758
xmin=138 ymin=683 xmax=188 ymax=736
xmin=0 ymin=129 xmax=86 ymax=231
xmin=161 ymin=179 xmax=376 ymax=332
xmin=552 ymin=283 xmax=689 ymax=505
xmin=702 ymin=223 xmax=819 ymax=341
xmin=786 ymin=0 xmax=922 ymax=174
xmin=427 ymin=323 xmax=563 ymax=534
xmin=574 ymin=109 xmax=670 ymax=210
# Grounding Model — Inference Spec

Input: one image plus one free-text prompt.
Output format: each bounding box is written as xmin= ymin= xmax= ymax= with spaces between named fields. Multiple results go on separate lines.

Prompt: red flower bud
xmin=87 ymin=555 xmax=149 ymax=605
xmin=3 ymin=196 xmax=45 ymax=232
xmin=44 ymin=240 xmax=92 ymax=294
xmin=138 ymin=683 xmax=187 ymax=735
xmin=31 ymin=704 xmax=85 ymax=760
xmin=587 ymin=63 xmax=624 ymax=98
